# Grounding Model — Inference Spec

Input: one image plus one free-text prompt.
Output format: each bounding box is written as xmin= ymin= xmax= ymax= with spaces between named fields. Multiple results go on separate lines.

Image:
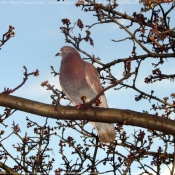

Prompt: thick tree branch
xmin=0 ymin=93 xmax=175 ymax=136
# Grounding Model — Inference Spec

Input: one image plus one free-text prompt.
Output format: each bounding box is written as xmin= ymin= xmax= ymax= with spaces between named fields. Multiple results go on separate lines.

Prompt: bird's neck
xmin=61 ymin=53 xmax=83 ymax=65
xmin=61 ymin=53 xmax=84 ymax=76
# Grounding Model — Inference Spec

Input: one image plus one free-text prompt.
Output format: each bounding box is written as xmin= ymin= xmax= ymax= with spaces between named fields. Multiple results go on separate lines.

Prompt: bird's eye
xmin=64 ymin=48 xmax=68 ymax=52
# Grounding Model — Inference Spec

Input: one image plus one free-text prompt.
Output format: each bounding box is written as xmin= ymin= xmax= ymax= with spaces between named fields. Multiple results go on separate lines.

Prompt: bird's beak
xmin=55 ymin=51 xmax=61 ymax=56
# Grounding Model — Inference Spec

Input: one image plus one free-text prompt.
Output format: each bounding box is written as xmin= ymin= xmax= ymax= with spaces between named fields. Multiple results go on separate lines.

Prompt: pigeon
xmin=55 ymin=46 xmax=115 ymax=143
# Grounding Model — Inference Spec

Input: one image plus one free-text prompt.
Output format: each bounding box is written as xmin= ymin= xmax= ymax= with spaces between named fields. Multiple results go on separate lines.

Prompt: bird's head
xmin=55 ymin=46 xmax=76 ymax=57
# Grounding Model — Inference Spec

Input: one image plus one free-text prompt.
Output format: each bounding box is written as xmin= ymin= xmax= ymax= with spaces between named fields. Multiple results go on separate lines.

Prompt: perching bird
xmin=55 ymin=46 xmax=115 ymax=143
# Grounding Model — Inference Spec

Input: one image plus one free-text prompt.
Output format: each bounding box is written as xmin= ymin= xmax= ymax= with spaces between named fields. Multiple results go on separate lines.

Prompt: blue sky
xmin=0 ymin=0 xmax=175 ymax=174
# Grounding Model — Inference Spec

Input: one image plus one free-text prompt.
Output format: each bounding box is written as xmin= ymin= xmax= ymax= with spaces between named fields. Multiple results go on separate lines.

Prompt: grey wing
xmin=84 ymin=62 xmax=108 ymax=107
xmin=84 ymin=62 xmax=116 ymax=143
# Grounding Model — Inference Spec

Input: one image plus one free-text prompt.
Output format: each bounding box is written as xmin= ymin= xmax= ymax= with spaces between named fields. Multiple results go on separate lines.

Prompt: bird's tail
xmin=91 ymin=122 xmax=116 ymax=143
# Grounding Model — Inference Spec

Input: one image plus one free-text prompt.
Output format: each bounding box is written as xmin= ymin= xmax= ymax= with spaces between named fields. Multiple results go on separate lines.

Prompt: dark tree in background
xmin=1 ymin=0 xmax=175 ymax=174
